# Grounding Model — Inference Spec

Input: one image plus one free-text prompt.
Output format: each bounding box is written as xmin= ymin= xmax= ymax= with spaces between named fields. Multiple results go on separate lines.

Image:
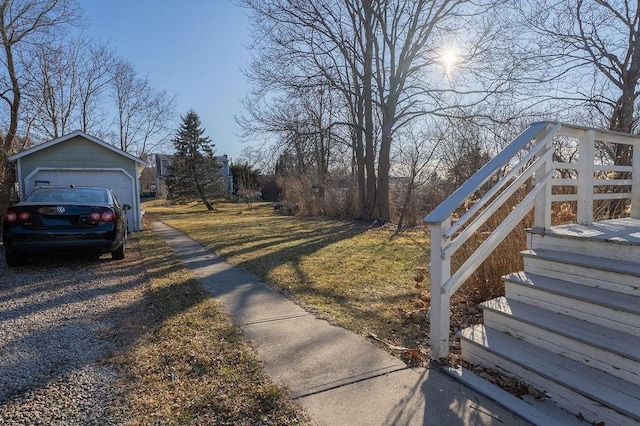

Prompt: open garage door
xmin=25 ymin=168 xmax=138 ymax=231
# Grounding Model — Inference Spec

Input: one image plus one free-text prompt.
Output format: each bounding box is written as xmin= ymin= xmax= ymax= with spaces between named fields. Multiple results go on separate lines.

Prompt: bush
xmin=275 ymin=173 xmax=359 ymax=218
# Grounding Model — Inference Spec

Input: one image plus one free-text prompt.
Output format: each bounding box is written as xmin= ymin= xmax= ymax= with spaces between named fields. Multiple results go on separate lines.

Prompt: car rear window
xmin=25 ymin=188 xmax=108 ymax=203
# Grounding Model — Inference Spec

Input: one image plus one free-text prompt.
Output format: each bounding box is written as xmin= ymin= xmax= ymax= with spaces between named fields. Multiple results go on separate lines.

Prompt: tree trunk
xmin=354 ymin=126 xmax=367 ymax=217
xmin=376 ymin=127 xmax=392 ymax=222
xmin=194 ymin=176 xmax=214 ymax=211
xmin=607 ymin=86 xmax=636 ymax=217
xmin=396 ymin=175 xmax=415 ymax=234
xmin=190 ymin=151 xmax=215 ymax=211
xmin=362 ymin=1 xmax=376 ymax=220
xmin=1 ymin=32 xmax=19 ymax=154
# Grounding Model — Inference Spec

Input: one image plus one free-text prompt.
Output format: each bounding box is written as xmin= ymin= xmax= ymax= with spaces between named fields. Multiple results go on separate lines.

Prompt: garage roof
xmin=7 ymin=130 xmax=146 ymax=166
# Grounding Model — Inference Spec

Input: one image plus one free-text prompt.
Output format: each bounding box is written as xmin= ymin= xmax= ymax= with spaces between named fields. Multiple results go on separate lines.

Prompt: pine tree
xmin=166 ymin=110 xmax=222 ymax=210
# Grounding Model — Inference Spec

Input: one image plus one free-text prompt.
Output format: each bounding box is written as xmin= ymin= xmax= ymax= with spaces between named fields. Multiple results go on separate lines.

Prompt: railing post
xmin=632 ymin=141 xmax=640 ymax=219
xmin=577 ymin=130 xmax=595 ymax=225
xmin=428 ymin=218 xmax=451 ymax=361
xmin=533 ymin=125 xmax=554 ymax=231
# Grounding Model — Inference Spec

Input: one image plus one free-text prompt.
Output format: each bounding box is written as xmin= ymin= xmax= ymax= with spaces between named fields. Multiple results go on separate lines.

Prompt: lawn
xmin=143 ymin=200 xmax=434 ymax=362
xmin=116 ymin=228 xmax=311 ymax=424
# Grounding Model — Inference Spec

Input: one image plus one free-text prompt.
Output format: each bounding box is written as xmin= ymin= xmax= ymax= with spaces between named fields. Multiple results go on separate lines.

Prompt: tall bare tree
xmin=109 ymin=58 xmax=176 ymax=159
xmin=239 ymin=0 xmax=506 ymax=221
xmin=516 ymin=1 xmax=640 ymax=158
xmin=20 ymin=36 xmax=116 ymax=141
xmin=0 ymin=0 xmax=78 ymax=154
xmin=77 ymin=40 xmax=115 ymax=135
xmin=508 ymin=0 xmax=640 ymax=218
xmin=24 ymin=40 xmax=80 ymax=140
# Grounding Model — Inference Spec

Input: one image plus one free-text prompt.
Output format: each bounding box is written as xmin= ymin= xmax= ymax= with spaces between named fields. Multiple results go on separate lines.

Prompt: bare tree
xmin=0 ymin=0 xmax=79 ymax=154
xmin=508 ymin=0 xmax=640 ymax=218
xmin=239 ymin=0 xmax=507 ymax=221
xmin=109 ymin=58 xmax=176 ymax=159
xmin=393 ymin=123 xmax=441 ymax=232
xmin=515 ymin=1 xmax=640 ymax=150
xmin=77 ymin=40 xmax=115 ymax=136
xmin=20 ymin=36 xmax=117 ymax=142
xmin=238 ymin=0 xmax=379 ymax=218
xmin=23 ymin=39 xmax=81 ymax=140
xmin=243 ymin=86 xmax=344 ymax=207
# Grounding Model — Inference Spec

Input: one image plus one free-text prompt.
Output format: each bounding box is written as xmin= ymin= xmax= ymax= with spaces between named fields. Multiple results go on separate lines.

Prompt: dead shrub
xmin=552 ymin=202 xmax=577 ymax=224
xmin=450 ymin=187 xmax=532 ymax=306
xmin=276 ymin=174 xmax=359 ymax=218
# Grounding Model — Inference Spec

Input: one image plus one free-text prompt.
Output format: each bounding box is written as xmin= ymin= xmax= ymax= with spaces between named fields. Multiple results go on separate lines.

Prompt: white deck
xmin=458 ymin=217 xmax=640 ymax=425
xmin=544 ymin=218 xmax=640 ymax=244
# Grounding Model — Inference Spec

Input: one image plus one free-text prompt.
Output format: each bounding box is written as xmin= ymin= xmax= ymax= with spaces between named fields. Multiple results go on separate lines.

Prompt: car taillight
xmin=101 ymin=210 xmax=115 ymax=222
xmin=89 ymin=210 xmax=115 ymax=223
xmin=4 ymin=211 xmax=17 ymax=223
xmin=3 ymin=211 xmax=30 ymax=222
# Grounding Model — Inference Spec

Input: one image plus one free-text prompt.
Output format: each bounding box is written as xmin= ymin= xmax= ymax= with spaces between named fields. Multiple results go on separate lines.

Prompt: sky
xmin=81 ymin=0 xmax=254 ymax=162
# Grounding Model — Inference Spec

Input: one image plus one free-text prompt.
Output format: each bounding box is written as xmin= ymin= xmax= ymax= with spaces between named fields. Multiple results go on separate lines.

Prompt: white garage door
xmin=26 ymin=169 xmax=136 ymax=231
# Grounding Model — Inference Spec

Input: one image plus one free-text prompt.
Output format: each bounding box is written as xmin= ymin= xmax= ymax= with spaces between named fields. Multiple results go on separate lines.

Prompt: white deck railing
xmin=424 ymin=121 xmax=640 ymax=360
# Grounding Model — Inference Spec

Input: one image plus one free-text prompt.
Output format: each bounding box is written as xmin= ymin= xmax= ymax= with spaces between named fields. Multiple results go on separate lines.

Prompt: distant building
xmin=155 ymin=153 xmax=233 ymax=198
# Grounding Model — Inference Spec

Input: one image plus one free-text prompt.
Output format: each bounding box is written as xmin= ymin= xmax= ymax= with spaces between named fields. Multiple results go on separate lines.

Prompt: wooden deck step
xmin=444 ymin=366 xmax=585 ymax=426
xmin=503 ymin=272 xmax=640 ymax=337
xmin=529 ymin=221 xmax=640 ymax=263
xmin=521 ymin=249 xmax=640 ymax=296
xmin=459 ymin=324 xmax=640 ymax=425
xmin=482 ymin=297 xmax=640 ymax=385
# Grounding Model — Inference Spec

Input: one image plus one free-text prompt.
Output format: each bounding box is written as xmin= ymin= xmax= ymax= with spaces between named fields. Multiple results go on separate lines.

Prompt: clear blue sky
xmin=81 ymin=0 xmax=253 ymax=162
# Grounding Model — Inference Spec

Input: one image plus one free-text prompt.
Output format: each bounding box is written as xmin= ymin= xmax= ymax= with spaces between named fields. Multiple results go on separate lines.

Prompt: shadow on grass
xmin=146 ymin=221 xmax=521 ymax=425
xmin=154 ymin=211 xmax=370 ymax=279
xmin=150 ymin=213 xmax=423 ymax=349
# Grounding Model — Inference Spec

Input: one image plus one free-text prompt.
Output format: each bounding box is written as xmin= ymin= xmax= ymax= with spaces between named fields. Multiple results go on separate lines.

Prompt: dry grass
xmin=142 ymin=197 xmax=533 ymax=365
xmin=144 ymin=200 xmax=447 ymax=364
xmin=113 ymin=226 xmax=310 ymax=425
xmin=145 ymin=202 xmax=524 ymax=365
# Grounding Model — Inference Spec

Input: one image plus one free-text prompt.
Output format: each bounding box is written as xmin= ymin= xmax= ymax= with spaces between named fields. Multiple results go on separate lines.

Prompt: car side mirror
xmin=123 ymin=204 xmax=132 ymax=210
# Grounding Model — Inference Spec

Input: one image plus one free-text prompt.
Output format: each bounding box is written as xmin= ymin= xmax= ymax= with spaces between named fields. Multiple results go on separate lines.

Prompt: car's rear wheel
xmin=6 ymin=250 xmax=28 ymax=267
xmin=111 ymin=242 xmax=125 ymax=260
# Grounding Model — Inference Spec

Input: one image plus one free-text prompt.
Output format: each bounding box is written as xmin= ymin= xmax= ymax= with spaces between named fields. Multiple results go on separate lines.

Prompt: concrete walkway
xmin=152 ymin=221 xmax=531 ymax=425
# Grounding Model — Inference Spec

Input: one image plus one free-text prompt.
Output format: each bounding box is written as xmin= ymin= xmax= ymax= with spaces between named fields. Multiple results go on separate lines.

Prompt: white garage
xmin=8 ymin=131 xmax=146 ymax=231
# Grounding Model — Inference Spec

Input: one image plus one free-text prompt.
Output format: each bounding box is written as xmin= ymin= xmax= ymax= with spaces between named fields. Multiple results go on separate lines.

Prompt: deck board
xmin=505 ymin=271 xmax=640 ymax=315
xmin=482 ymin=297 xmax=640 ymax=362
xmin=460 ymin=324 xmax=640 ymax=421
xmin=546 ymin=218 xmax=640 ymax=244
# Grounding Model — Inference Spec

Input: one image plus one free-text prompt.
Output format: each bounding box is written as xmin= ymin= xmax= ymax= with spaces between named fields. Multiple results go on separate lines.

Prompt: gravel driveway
xmin=0 ymin=242 xmax=150 ymax=425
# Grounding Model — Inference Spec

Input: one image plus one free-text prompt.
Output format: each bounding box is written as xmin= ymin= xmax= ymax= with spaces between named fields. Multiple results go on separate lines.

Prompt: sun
xmin=439 ymin=47 xmax=460 ymax=76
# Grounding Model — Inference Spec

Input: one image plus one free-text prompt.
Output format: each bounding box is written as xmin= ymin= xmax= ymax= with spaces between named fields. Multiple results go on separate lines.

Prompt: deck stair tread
xmin=443 ymin=366 xmax=586 ymax=426
xmin=481 ymin=297 xmax=640 ymax=362
xmin=538 ymin=218 xmax=640 ymax=244
xmin=503 ymin=271 xmax=640 ymax=316
xmin=459 ymin=324 xmax=640 ymax=421
xmin=527 ymin=233 xmax=640 ymax=263
xmin=453 ymin=208 xmax=640 ymax=422
xmin=520 ymin=248 xmax=640 ymax=277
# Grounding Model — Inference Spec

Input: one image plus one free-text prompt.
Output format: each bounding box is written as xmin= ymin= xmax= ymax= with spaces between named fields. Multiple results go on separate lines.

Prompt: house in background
xmin=155 ymin=153 xmax=233 ymax=198
xmin=7 ymin=130 xmax=145 ymax=231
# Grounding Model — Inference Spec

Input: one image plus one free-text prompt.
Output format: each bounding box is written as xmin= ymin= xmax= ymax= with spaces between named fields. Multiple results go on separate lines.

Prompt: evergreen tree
xmin=166 ymin=110 xmax=222 ymax=210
